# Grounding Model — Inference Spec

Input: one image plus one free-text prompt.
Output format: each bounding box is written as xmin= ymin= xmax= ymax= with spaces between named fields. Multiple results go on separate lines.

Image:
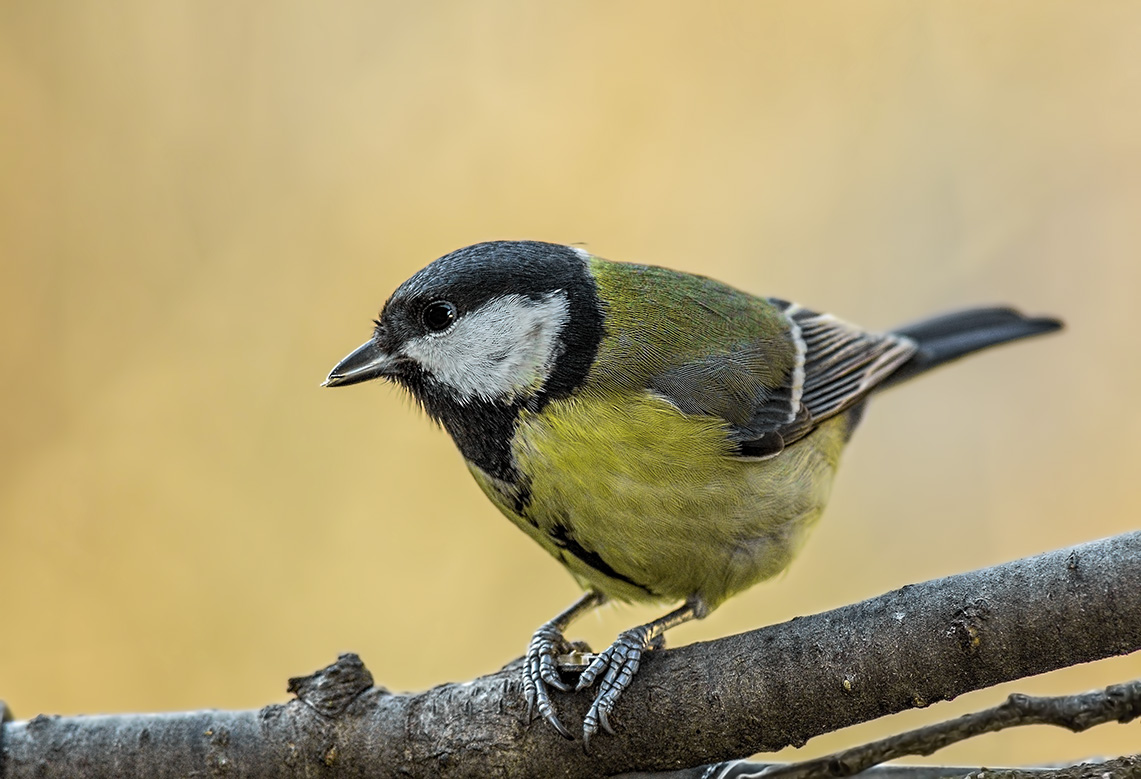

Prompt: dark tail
xmin=882 ymin=306 xmax=1062 ymax=388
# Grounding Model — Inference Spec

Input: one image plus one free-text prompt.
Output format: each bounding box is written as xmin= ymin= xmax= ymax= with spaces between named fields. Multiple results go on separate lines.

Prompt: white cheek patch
xmin=401 ymin=292 xmax=571 ymax=403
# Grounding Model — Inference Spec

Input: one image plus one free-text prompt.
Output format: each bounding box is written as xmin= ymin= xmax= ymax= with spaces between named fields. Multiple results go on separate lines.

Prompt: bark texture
xmin=2 ymin=532 xmax=1139 ymax=778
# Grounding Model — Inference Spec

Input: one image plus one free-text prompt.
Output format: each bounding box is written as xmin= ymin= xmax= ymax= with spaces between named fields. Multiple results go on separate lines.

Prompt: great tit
xmin=324 ymin=240 xmax=1061 ymax=743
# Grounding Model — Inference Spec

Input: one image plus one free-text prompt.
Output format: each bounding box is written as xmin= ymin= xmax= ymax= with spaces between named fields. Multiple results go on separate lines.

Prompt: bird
xmin=323 ymin=240 xmax=1061 ymax=744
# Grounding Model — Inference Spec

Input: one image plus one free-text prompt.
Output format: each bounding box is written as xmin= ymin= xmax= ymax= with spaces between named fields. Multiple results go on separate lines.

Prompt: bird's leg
xmin=576 ymin=596 xmax=709 ymax=746
xmin=524 ymin=590 xmax=608 ymax=739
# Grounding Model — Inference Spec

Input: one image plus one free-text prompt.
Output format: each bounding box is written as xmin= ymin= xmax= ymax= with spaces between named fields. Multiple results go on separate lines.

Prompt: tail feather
xmin=883 ymin=306 xmax=1062 ymax=388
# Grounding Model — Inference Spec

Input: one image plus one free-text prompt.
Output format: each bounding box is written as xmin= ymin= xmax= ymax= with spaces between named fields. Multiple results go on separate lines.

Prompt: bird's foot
xmin=575 ymin=625 xmax=656 ymax=747
xmin=523 ymin=621 xmax=575 ymax=739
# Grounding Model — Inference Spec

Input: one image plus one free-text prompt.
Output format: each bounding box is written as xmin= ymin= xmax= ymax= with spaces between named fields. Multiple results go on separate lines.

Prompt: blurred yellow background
xmin=2 ymin=0 xmax=1139 ymax=768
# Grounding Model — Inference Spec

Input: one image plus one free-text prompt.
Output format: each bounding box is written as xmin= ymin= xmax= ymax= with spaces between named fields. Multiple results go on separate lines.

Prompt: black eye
xmin=421 ymin=300 xmax=457 ymax=332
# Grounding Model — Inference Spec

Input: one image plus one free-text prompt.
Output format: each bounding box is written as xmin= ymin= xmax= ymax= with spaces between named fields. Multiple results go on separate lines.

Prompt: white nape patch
xmin=569 ymin=246 xmax=592 ymax=261
xmin=401 ymin=292 xmax=571 ymax=403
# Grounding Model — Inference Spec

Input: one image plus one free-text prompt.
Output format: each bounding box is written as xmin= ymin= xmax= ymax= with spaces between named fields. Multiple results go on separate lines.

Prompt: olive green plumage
xmin=586 ymin=259 xmax=796 ymax=398
xmin=324 ymin=239 xmax=1062 ymax=743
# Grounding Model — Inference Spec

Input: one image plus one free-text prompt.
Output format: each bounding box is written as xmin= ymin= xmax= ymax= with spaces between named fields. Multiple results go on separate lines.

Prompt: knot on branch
xmin=287 ymin=653 xmax=376 ymax=717
xmin=1106 ymin=681 xmax=1141 ymax=725
xmin=947 ymin=598 xmax=992 ymax=655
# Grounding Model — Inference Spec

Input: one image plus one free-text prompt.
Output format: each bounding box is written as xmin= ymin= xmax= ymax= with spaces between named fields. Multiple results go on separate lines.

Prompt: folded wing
xmin=647 ymin=300 xmax=916 ymax=459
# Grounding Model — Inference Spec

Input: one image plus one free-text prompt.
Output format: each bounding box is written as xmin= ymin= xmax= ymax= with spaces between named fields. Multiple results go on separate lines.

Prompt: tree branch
xmin=2 ymin=532 xmax=1139 ymax=778
xmin=618 ymin=755 xmax=1141 ymax=779
xmin=760 ymin=680 xmax=1141 ymax=778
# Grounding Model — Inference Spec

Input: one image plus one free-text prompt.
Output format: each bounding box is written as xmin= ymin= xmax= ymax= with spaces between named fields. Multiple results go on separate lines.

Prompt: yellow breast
xmin=469 ymin=391 xmax=850 ymax=607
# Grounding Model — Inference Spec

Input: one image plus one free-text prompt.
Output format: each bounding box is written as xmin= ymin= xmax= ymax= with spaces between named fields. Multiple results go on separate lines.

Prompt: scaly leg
xmin=576 ymin=596 xmax=709 ymax=746
xmin=524 ymin=590 xmax=608 ymax=738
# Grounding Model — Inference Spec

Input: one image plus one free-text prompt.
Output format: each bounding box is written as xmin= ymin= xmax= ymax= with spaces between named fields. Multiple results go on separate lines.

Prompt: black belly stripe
xmin=548 ymin=523 xmax=651 ymax=594
xmin=511 ymin=477 xmax=534 ymax=517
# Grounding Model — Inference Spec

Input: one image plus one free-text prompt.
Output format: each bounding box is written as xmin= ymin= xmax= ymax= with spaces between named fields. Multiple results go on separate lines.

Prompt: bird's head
xmin=324 ymin=241 xmax=604 ymax=420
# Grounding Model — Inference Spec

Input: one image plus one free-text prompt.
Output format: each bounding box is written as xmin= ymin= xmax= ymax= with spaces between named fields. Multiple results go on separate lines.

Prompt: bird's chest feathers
xmin=513 ymin=394 xmax=738 ymax=503
xmin=471 ymin=394 xmax=746 ymax=592
xmin=467 ymin=389 xmax=847 ymax=605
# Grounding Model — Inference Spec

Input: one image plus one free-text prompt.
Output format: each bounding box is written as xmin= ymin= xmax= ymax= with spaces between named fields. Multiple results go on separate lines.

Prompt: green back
xmin=584 ymin=258 xmax=796 ymax=397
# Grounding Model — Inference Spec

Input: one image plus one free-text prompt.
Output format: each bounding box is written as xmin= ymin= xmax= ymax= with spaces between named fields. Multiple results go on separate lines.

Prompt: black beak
xmin=322 ymin=340 xmax=400 ymax=387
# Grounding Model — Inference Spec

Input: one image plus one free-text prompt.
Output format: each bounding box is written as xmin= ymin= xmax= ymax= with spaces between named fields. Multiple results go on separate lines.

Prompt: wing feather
xmin=791 ymin=308 xmax=916 ymax=420
xmin=643 ymin=299 xmax=916 ymax=460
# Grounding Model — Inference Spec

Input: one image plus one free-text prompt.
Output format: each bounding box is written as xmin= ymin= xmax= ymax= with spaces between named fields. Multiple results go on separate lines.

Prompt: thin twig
xmin=753 ymin=680 xmax=1141 ymax=779
xmin=618 ymin=755 xmax=1141 ymax=779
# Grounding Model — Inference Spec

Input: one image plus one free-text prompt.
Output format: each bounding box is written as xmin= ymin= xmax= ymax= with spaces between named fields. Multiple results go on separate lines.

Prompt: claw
xmin=574 ymin=654 xmax=603 ymax=691
xmin=530 ymin=596 xmax=703 ymax=744
xmin=599 ymin=707 xmax=616 ymax=736
xmin=539 ymin=652 xmax=569 ymax=692
xmin=524 ymin=621 xmax=575 ymax=739
xmin=544 ymin=708 xmax=574 ymax=740
xmin=577 ymin=627 xmax=651 ymax=743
